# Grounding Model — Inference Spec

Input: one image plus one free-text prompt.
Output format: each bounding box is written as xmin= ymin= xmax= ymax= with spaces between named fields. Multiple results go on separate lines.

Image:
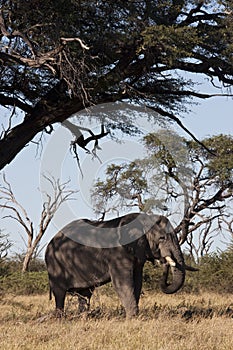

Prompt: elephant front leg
xmin=109 ymin=264 xmax=138 ymax=318
xmin=77 ymin=288 xmax=94 ymax=313
xmin=78 ymin=295 xmax=90 ymax=313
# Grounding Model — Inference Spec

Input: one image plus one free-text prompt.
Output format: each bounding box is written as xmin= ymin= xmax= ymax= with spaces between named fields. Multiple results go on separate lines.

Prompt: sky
xmin=0 ymin=77 xmax=233 ymax=256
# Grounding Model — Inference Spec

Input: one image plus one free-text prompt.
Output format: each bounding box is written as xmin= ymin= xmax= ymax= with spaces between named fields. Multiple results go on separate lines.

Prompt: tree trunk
xmin=22 ymin=248 xmax=34 ymax=272
xmin=0 ymin=77 xmax=124 ymax=170
xmin=0 ymin=93 xmax=84 ymax=170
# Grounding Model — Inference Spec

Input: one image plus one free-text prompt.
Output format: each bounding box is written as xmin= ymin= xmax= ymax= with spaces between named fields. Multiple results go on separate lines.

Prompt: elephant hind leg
xmin=52 ymin=287 xmax=66 ymax=317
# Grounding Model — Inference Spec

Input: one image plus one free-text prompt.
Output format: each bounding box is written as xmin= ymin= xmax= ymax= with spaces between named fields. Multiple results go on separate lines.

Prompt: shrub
xmin=143 ymin=248 xmax=233 ymax=294
xmin=0 ymin=256 xmax=46 ymax=276
xmin=197 ymin=248 xmax=233 ymax=293
xmin=0 ymin=271 xmax=49 ymax=295
xmin=0 ymin=257 xmax=48 ymax=295
xmin=1 ymin=247 xmax=233 ymax=296
xmin=143 ymin=261 xmax=161 ymax=291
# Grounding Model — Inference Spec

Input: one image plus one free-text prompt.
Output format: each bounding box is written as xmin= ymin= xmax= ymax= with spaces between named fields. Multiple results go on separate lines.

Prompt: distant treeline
xmin=0 ymin=246 xmax=233 ymax=295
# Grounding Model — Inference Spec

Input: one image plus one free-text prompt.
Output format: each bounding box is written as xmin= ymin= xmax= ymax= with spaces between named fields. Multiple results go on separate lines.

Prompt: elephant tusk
xmin=165 ymin=256 xmax=176 ymax=267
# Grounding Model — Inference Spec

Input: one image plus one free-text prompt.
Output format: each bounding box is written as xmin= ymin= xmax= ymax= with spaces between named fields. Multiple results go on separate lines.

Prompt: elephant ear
xmin=121 ymin=236 xmax=150 ymax=263
xmin=130 ymin=235 xmax=155 ymax=262
xmin=118 ymin=214 xmax=152 ymax=262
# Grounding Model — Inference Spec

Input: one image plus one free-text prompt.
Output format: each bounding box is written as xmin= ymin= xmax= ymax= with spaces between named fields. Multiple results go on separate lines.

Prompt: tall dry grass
xmin=0 ymin=290 xmax=232 ymax=350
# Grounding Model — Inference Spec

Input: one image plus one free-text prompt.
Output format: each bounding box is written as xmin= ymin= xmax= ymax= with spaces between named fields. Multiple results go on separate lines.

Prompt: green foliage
xmin=142 ymin=262 xmax=162 ymax=291
xmin=142 ymin=25 xmax=201 ymax=67
xmin=197 ymin=247 xmax=233 ymax=293
xmin=204 ymin=134 xmax=233 ymax=185
xmin=188 ymin=134 xmax=233 ymax=186
xmin=1 ymin=1 xmax=233 ymax=109
xmin=0 ymin=255 xmax=46 ymax=275
xmin=1 ymin=248 xmax=233 ymax=295
xmin=0 ymin=271 xmax=48 ymax=295
xmin=1 ymin=1 xmax=233 ymax=170
xmin=91 ymin=162 xmax=148 ymax=215
xmin=143 ymin=129 xmax=190 ymax=171
xmin=143 ymin=247 xmax=233 ymax=294
xmin=0 ymin=257 xmax=48 ymax=295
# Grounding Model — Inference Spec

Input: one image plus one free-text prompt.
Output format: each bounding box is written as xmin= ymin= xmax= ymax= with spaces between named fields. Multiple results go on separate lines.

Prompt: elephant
xmin=45 ymin=212 xmax=195 ymax=318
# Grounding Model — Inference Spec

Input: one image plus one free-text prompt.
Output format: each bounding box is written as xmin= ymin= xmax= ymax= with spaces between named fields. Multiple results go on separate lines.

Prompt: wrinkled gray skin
xmin=45 ymin=213 xmax=186 ymax=318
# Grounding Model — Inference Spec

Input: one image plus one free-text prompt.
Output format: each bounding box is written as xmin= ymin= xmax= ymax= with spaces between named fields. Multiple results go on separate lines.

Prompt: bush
xmin=143 ymin=248 xmax=233 ymax=294
xmin=0 ymin=257 xmax=48 ymax=295
xmin=1 ymin=248 xmax=233 ymax=296
xmin=0 ymin=256 xmax=46 ymax=276
xmin=196 ymin=248 xmax=233 ymax=293
xmin=143 ymin=261 xmax=162 ymax=291
xmin=0 ymin=271 xmax=49 ymax=295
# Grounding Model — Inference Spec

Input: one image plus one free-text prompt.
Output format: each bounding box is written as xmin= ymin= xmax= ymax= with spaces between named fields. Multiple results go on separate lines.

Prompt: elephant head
xmin=145 ymin=214 xmax=185 ymax=294
xmin=119 ymin=213 xmax=186 ymax=294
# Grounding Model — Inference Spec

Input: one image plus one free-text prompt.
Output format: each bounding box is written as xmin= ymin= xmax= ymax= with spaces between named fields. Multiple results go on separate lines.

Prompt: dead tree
xmin=0 ymin=231 xmax=12 ymax=260
xmin=0 ymin=174 xmax=76 ymax=272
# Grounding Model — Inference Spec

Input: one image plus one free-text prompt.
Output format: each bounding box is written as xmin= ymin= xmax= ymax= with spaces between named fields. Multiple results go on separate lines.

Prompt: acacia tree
xmin=92 ymin=133 xmax=233 ymax=260
xmin=144 ymin=132 xmax=233 ymax=259
xmin=0 ymin=175 xmax=76 ymax=271
xmin=0 ymin=0 xmax=233 ymax=170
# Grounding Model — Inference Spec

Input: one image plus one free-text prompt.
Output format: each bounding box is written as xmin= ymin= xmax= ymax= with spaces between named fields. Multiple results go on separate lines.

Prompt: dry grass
xmin=0 ymin=290 xmax=232 ymax=350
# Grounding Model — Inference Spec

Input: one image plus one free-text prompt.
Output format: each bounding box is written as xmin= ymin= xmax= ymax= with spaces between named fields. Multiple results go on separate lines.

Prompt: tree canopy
xmin=0 ymin=0 xmax=233 ymax=169
xmin=92 ymin=132 xmax=233 ymax=259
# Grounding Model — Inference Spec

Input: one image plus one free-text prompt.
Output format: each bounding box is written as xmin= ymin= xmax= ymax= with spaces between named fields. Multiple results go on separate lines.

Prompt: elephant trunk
xmin=160 ymin=263 xmax=185 ymax=294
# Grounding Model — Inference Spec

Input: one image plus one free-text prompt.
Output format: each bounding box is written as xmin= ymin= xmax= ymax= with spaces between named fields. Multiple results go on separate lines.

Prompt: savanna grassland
xmin=0 ymin=290 xmax=232 ymax=350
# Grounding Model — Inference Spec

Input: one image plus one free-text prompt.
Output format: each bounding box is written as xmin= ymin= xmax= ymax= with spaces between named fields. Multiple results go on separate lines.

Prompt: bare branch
xmin=62 ymin=121 xmax=109 ymax=176
xmin=0 ymin=174 xmax=77 ymax=271
xmin=145 ymin=105 xmax=216 ymax=155
xmin=0 ymin=231 xmax=12 ymax=259
xmin=0 ymin=174 xmax=34 ymax=238
xmin=60 ymin=37 xmax=90 ymax=50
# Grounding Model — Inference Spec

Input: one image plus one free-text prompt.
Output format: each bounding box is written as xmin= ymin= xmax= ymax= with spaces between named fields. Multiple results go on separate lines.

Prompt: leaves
xmin=92 ymin=133 xmax=233 ymax=258
xmin=91 ymin=162 xmax=148 ymax=218
xmin=142 ymin=25 xmax=200 ymax=66
xmin=188 ymin=134 xmax=233 ymax=185
xmin=0 ymin=1 xmax=233 ymax=169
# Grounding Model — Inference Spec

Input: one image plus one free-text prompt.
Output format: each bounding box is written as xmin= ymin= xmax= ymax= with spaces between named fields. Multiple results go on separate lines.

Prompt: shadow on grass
xmin=35 ymin=303 xmax=233 ymax=323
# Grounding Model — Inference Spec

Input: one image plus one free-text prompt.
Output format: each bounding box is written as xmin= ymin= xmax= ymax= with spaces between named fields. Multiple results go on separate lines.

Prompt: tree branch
xmin=0 ymin=94 xmax=33 ymax=113
xmin=0 ymin=174 xmax=77 ymax=271
xmin=145 ymin=105 xmax=215 ymax=155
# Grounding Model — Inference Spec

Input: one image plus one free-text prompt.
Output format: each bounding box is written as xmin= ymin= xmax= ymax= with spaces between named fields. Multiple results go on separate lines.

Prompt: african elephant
xmin=45 ymin=212 xmax=192 ymax=318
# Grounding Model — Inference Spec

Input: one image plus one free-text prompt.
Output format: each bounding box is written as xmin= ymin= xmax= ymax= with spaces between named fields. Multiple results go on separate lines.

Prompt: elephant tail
xmin=49 ymin=287 xmax=52 ymax=300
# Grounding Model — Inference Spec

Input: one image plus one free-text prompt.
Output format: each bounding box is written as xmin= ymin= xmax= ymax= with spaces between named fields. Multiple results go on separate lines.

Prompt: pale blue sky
xmin=1 ymin=80 xmax=232 ymax=255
